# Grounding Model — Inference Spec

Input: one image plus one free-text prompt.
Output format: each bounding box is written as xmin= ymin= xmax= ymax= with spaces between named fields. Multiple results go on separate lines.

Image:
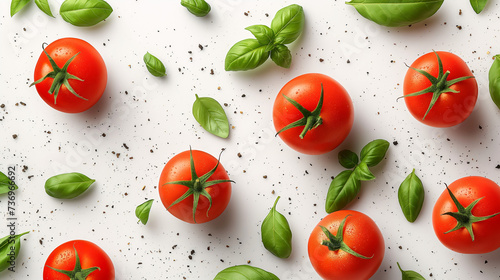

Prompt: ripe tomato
xmin=32 ymin=38 xmax=107 ymax=113
xmin=402 ymin=51 xmax=477 ymax=127
xmin=43 ymin=240 xmax=115 ymax=280
xmin=308 ymin=210 xmax=384 ymax=280
xmin=158 ymin=149 xmax=232 ymax=224
xmin=432 ymin=176 xmax=500 ymax=254
xmin=273 ymin=73 xmax=354 ymax=155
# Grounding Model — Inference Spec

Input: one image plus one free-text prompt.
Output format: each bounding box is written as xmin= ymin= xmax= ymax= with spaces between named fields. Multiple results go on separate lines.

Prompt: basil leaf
xmin=0 ymin=171 xmax=18 ymax=195
xmin=354 ymin=161 xmax=375 ymax=181
xmin=270 ymin=4 xmax=305 ymax=44
xmin=214 ymin=265 xmax=280 ymax=280
xmin=261 ymin=196 xmax=292 ymax=258
xmin=143 ymin=52 xmax=166 ymax=77
xmin=45 ymin=172 xmax=95 ymax=199
xmin=360 ymin=139 xmax=390 ymax=167
xmin=470 ymin=0 xmax=488 ymax=14
xmin=489 ymin=55 xmax=500 ymax=110
xmin=346 ymin=0 xmax=444 ymax=27
xmin=397 ymin=262 xmax=426 ymax=280
xmin=245 ymin=25 xmax=275 ymax=46
xmin=338 ymin=150 xmax=359 ymax=169
xmin=192 ymin=94 xmax=229 ymax=138
xmin=325 ymin=170 xmax=361 ymax=213
xmin=270 ymin=44 xmax=292 ymax=68
xmin=10 ymin=0 xmax=31 ymax=17
xmin=181 ymin=0 xmax=211 ymax=17
xmin=35 ymin=0 xmax=54 ymax=17
xmin=60 ymin=0 xmax=113 ymax=27
xmin=225 ymin=39 xmax=270 ymax=71
xmin=398 ymin=169 xmax=424 ymax=223
xmin=0 ymin=231 xmax=29 ymax=272
xmin=135 ymin=199 xmax=154 ymax=225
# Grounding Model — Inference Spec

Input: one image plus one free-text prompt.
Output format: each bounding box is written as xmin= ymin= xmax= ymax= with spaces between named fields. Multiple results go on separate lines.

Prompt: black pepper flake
xmin=347 ymin=59 xmax=351 ymax=63
xmin=319 ymin=58 xmax=324 ymax=62
xmin=495 ymin=165 xmax=500 ymax=169
xmin=198 ymin=44 xmax=203 ymax=50
xmin=456 ymin=25 xmax=462 ymax=30
xmin=123 ymin=143 xmax=129 ymax=150
xmin=479 ymin=125 xmax=482 ymax=129
xmin=20 ymin=102 xmax=26 ymax=106
xmin=237 ymin=153 xmax=242 ymax=158
xmin=0 ymin=104 xmax=5 ymax=108
xmin=393 ymin=141 xmax=398 ymax=145
xmin=210 ymin=69 xmax=214 ymax=75
xmin=12 ymin=134 xmax=18 ymax=139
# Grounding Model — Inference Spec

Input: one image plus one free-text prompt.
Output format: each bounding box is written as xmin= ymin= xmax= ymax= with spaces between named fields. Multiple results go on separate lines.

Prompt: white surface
xmin=1 ymin=0 xmax=500 ymax=279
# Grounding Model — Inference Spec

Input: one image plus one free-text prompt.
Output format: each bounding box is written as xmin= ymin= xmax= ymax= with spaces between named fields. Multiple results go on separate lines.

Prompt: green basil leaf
xmin=214 ymin=265 xmax=280 ymax=280
xmin=60 ymin=0 xmax=113 ymax=27
xmin=270 ymin=44 xmax=292 ymax=68
xmin=0 ymin=231 xmax=29 ymax=272
xmin=489 ymin=55 xmax=500 ymax=110
xmin=398 ymin=169 xmax=424 ymax=223
xmin=338 ymin=150 xmax=359 ymax=169
xmin=325 ymin=170 xmax=361 ymax=213
xmin=261 ymin=196 xmax=292 ymax=258
xmin=135 ymin=199 xmax=154 ymax=225
xmin=45 ymin=172 xmax=95 ymax=199
xmin=360 ymin=139 xmax=390 ymax=167
xmin=354 ymin=161 xmax=375 ymax=181
xmin=346 ymin=0 xmax=444 ymax=27
xmin=143 ymin=52 xmax=166 ymax=77
xmin=10 ymin=0 xmax=31 ymax=17
xmin=0 ymin=171 xmax=18 ymax=195
xmin=270 ymin=4 xmax=305 ymax=44
xmin=35 ymin=0 xmax=54 ymax=17
xmin=470 ymin=0 xmax=488 ymax=14
xmin=181 ymin=0 xmax=211 ymax=17
xmin=397 ymin=262 xmax=426 ymax=280
xmin=192 ymin=94 xmax=229 ymax=138
xmin=225 ymin=39 xmax=270 ymax=71
xmin=245 ymin=25 xmax=275 ymax=45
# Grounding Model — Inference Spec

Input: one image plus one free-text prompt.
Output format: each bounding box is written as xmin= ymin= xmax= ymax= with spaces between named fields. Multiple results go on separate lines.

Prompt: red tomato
xmin=43 ymin=240 xmax=115 ymax=280
xmin=308 ymin=210 xmax=384 ymax=280
xmin=403 ymin=51 xmax=477 ymax=127
xmin=432 ymin=176 xmax=500 ymax=254
xmin=158 ymin=149 xmax=232 ymax=224
xmin=32 ymin=38 xmax=107 ymax=113
xmin=273 ymin=73 xmax=354 ymax=155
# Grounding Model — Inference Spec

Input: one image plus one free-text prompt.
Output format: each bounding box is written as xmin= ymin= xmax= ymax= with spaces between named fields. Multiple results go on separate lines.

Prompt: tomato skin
xmin=33 ymin=38 xmax=107 ymax=113
xmin=308 ymin=210 xmax=384 ymax=280
xmin=158 ymin=150 xmax=232 ymax=224
xmin=43 ymin=240 xmax=115 ymax=280
xmin=273 ymin=73 xmax=354 ymax=155
xmin=403 ymin=51 xmax=477 ymax=127
xmin=432 ymin=176 xmax=500 ymax=254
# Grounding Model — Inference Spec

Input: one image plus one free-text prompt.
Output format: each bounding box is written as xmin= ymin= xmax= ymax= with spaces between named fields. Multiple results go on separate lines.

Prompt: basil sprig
xmin=135 ymin=199 xmax=154 ymax=225
xmin=470 ymin=0 xmax=488 ymax=14
xmin=0 ymin=171 xmax=18 ymax=195
xmin=225 ymin=4 xmax=304 ymax=71
xmin=0 ymin=231 xmax=29 ymax=272
xmin=397 ymin=262 xmax=426 ymax=280
xmin=45 ymin=172 xmax=95 ymax=199
xmin=261 ymin=196 xmax=292 ymax=258
xmin=181 ymin=0 xmax=211 ymax=17
xmin=325 ymin=139 xmax=389 ymax=213
xmin=144 ymin=52 xmax=167 ymax=77
xmin=214 ymin=265 xmax=279 ymax=280
xmin=398 ymin=169 xmax=425 ymax=223
xmin=60 ymin=0 xmax=113 ymax=27
xmin=192 ymin=94 xmax=229 ymax=138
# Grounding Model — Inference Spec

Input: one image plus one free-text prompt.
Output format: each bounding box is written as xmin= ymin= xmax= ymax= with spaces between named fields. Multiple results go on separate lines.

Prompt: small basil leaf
xmin=397 ymin=262 xmax=426 ymax=280
xmin=143 ymin=52 xmax=166 ymax=77
xmin=0 ymin=171 xmax=18 ymax=195
xmin=338 ymin=150 xmax=359 ymax=169
xmin=192 ymin=94 xmax=229 ymax=138
xmin=270 ymin=44 xmax=292 ymax=68
xmin=270 ymin=4 xmax=305 ymax=44
xmin=354 ymin=161 xmax=375 ymax=181
xmin=245 ymin=25 xmax=275 ymax=45
xmin=10 ymin=0 xmax=31 ymax=17
xmin=45 ymin=172 xmax=95 ymax=199
xmin=214 ymin=265 xmax=280 ymax=280
xmin=360 ymin=139 xmax=390 ymax=167
xmin=489 ymin=55 xmax=500 ymax=110
xmin=325 ymin=170 xmax=361 ymax=213
xmin=398 ymin=169 xmax=425 ymax=223
xmin=225 ymin=39 xmax=270 ymax=71
xmin=181 ymin=0 xmax=211 ymax=17
xmin=470 ymin=0 xmax=488 ymax=14
xmin=35 ymin=0 xmax=54 ymax=17
xmin=261 ymin=196 xmax=292 ymax=258
xmin=60 ymin=0 xmax=113 ymax=27
xmin=135 ymin=199 xmax=154 ymax=225
xmin=0 ymin=231 xmax=29 ymax=272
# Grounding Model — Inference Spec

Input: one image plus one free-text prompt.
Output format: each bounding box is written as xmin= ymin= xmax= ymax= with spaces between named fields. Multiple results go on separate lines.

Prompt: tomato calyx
xmin=30 ymin=44 xmax=87 ymax=104
xmin=399 ymin=51 xmax=474 ymax=120
xmin=275 ymin=84 xmax=324 ymax=139
xmin=442 ymin=184 xmax=500 ymax=241
xmin=164 ymin=148 xmax=234 ymax=223
xmin=46 ymin=245 xmax=100 ymax=280
xmin=319 ymin=215 xmax=372 ymax=259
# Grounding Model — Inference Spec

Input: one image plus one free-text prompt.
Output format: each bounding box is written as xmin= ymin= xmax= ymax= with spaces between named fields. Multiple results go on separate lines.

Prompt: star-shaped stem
xmin=46 ymin=246 xmax=100 ymax=280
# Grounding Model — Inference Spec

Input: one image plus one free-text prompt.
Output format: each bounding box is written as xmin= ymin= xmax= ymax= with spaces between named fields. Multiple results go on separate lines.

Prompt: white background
xmin=1 ymin=0 xmax=500 ymax=279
